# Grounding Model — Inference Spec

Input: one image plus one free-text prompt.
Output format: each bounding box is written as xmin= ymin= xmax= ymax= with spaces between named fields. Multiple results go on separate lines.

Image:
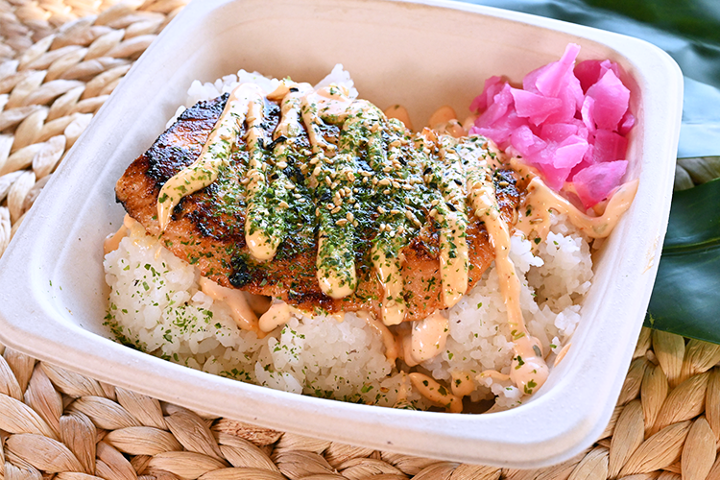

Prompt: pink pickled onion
xmin=573 ymin=161 xmax=628 ymax=209
xmin=470 ymin=43 xmax=633 ymax=207
xmin=585 ymin=69 xmax=630 ymax=131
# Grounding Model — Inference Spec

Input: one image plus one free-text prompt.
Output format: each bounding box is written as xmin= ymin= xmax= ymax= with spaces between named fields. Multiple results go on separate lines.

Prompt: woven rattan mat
xmin=1 ymin=1 xmax=719 ymax=479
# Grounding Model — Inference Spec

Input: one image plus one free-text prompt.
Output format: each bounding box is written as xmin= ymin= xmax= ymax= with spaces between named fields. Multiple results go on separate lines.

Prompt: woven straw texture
xmin=1 ymin=1 xmax=719 ymax=479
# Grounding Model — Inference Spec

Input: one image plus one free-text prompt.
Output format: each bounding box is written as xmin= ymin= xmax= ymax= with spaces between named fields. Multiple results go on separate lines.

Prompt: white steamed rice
xmin=104 ymin=66 xmax=594 ymax=410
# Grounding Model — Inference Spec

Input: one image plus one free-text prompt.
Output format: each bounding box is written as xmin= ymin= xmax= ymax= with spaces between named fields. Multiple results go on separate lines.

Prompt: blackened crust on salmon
xmin=145 ymin=94 xmax=229 ymax=184
xmin=229 ymin=255 xmax=253 ymax=288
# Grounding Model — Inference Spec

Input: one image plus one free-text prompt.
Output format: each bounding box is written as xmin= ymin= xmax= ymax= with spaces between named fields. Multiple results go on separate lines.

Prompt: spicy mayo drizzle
xmin=151 ymin=79 xmax=639 ymax=408
xmin=476 ymin=158 xmax=637 ymax=395
xmin=157 ymin=84 xmax=265 ymax=230
xmin=511 ymin=157 xmax=638 ymax=241
xmin=199 ymin=277 xmax=265 ymax=337
xmin=410 ymin=312 xmax=449 ymax=364
xmin=519 ymin=177 xmax=639 ymax=240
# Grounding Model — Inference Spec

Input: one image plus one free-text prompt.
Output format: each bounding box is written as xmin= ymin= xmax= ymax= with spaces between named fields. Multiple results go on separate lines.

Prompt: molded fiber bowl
xmin=0 ymin=0 xmax=682 ymax=468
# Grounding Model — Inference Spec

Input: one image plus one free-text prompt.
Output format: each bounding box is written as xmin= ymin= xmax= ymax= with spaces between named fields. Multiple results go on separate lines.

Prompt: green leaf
xmin=645 ymin=177 xmax=720 ymax=342
xmin=469 ymin=0 xmax=720 ymax=158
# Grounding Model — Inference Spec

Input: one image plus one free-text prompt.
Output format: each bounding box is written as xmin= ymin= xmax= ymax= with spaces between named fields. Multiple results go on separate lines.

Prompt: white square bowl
xmin=0 ymin=0 xmax=682 ymax=468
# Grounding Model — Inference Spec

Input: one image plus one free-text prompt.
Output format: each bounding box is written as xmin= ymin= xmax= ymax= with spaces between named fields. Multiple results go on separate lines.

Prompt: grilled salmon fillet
xmin=115 ymin=93 xmax=524 ymax=322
